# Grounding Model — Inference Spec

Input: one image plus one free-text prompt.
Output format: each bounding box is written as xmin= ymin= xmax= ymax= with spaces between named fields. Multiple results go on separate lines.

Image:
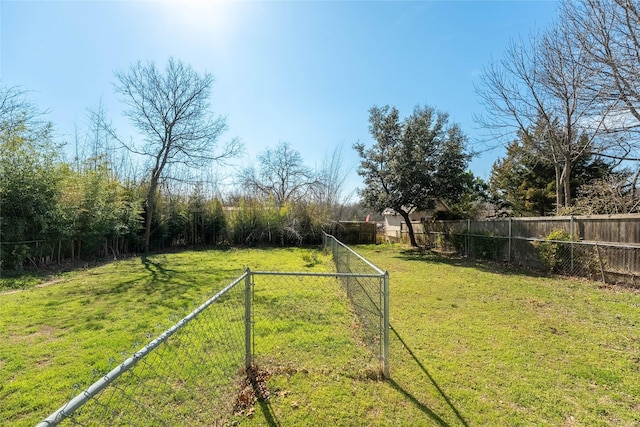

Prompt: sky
xmin=1 ymin=0 xmax=559 ymax=200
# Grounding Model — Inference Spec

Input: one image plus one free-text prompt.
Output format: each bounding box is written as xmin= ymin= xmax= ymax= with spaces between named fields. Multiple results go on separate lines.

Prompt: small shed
xmin=382 ymin=207 xmax=430 ymax=242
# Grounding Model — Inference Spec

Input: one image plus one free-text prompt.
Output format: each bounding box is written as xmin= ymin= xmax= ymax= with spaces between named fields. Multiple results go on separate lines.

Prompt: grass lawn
xmin=356 ymin=244 xmax=640 ymax=426
xmin=1 ymin=244 xmax=639 ymax=426
xmin=0 ymin=248 xmax=331 ymax=426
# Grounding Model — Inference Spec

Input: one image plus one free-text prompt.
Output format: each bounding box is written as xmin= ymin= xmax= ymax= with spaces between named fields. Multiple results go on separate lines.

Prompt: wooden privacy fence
xmin=331 ymin=221 xmax=377 ymax=245
xmin=421 ymin=214 xmax=640 ymax=244
xmin=398 ymin=214 xmax=640 ymax=286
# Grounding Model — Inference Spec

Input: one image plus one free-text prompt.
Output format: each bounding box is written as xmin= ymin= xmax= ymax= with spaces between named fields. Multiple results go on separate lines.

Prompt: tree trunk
xmin=554 ymin=163 xmax=564 ymax=212
xmin=144 ymin=180 xmax=158 ymax=254
xmin=632 ymin=170 xmax=640 ymax=209
xmin=563 ymin=158 xmax=572 ymax=208
xmin=399 ymin=210 xmax=418 ymax=247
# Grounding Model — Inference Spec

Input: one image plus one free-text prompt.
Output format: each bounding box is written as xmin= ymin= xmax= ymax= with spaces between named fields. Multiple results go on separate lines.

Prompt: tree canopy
xmin=113 ymin=58 xmax=241 ymax=252
xmin=0 ymin=68 xmax=358 ymax=271
xmin=240 ymin=142 xmax=318 ymax=207
xmin=490 ymin=127 xmax=615 ymax=216
xmin=354 ymin=105 xmax=470 ymax=247
xmin=476 ymin=1 xmax=640 ymax=212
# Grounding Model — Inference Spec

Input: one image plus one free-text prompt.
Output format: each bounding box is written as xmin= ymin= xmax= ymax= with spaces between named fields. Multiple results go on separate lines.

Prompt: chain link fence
xmin=37 ymin=274 xmax=248 ymax=427
xmin=323 ymin=232 xmax=390 ymax=376
xmin=37 ymin=237 xmax=389 ymax=426
xmin=427 ymin=231 xmax=640 ymax=286
xmin=250 ymin=272 xmax=383 ymax=370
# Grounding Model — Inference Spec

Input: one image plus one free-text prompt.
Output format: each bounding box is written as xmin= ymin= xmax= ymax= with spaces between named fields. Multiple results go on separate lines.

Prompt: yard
xmin=1 ymin=244 xmax=639 ymax=426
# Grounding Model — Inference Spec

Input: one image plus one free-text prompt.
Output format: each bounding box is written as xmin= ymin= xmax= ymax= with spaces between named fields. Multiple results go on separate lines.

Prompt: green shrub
xmin=534 ymin=229 xmax=575 ymax=273
xmin=443 ymin=232 xmax=465 ymax=253
xmin=301 ymin=250 xmax=321 ymax=267
xmin=468 ymin=233 xmax=505 ymax=261
xmin=444 ymin=231 xmax=505 ymax=260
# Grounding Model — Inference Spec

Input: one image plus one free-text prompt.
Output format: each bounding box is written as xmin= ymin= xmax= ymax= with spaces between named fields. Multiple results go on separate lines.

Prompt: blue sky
xmin=1 ymin=0 xmax=559 ymax=199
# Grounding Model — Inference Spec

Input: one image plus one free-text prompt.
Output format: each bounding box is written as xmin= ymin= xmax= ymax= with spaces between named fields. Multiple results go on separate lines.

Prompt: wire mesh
xmin=426 ymin=231 xmax=640 ymax=286
xmin=250 ymin=273 xmax=379 ymax=375
xmin=535 ymin=240 xmax=640 ymax=285
xmin=322 ymin=234 xmax=388 ymax=372
xmin=38 ymin=275 xmax=247 ymax=427
xmin=38 ymin=237 xmax=389 ymax=426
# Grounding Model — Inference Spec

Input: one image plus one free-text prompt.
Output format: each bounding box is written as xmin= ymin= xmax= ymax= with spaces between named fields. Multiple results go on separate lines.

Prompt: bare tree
xmin=0 ymin=81 xmax=50 ymax=139
xmin=574 ymin=169 xmax=640 ymax=214
xmin=114 ymin=58 xmax=241 ymax=252
xmin=475 ymin=22 xmax=609 ymax=209
xmin=85 ymin=103 xmax=141 ymax=183
xmin=0 ymin=82 xmax=29 ymax=133
xmin=564 ymin=0 xmax=640 ymax=128
xmin=240 ymin=142 xmax=318 ymax=207
xmin=315 ymin=144 xmax=353 ymax=220
xmin=561 ymin=0 xmax=640 ymax=172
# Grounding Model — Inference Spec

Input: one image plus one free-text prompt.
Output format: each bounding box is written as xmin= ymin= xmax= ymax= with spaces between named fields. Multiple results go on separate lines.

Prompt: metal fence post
xmin=466 ymin=219 xmax=471 ymax=257
xmin=383 ymin=271 xmax=390 ymax=378
xmin=595 ymin=243 xmax=607 ymax=284
xmin=245 ymin=268 xmax=252 ymax=370
xmin=570 ymin=216 xmax=575 ymax=273
xmin=508 ymin=218 xmax=512 ymax=263
xmin=346 ymin=247 xmax=350 ymax=271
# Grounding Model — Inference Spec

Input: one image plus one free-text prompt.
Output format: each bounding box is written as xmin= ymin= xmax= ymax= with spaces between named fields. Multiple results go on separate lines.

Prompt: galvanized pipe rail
xmin=36 ymin=273 xmax=248 ymax=427
xmin=322 ymin=232 xmax=389 ymax=378
xmin=37 ymin=234 xmax=390 ymax=426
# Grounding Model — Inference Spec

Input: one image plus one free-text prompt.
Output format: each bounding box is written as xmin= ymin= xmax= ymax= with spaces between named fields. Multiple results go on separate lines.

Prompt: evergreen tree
xmin=355 ymin=105 xmax=470 ymax=247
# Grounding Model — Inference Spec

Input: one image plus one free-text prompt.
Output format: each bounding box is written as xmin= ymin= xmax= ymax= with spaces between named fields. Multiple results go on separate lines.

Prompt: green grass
xmin=0 ymin=248 xmax=330 ymax=426
xmin=2 ymin=244 xmax=639 ymax=426
xmin=355 ymin=244 xmax=640 ymax=426
xmin=0 ymin=269 xmax=55 ymax=292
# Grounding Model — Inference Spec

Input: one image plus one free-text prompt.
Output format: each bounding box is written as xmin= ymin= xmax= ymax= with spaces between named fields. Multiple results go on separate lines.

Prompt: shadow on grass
xmin=245 ymin=366 xmax=281 ymax=427
xmin=0 ymin=270 xmax=46 ymax=292
xmin=396 ymin=247 xmax=548 ymax=279
xmin=390 ymin=324 xmax=469 ymax=427
xmin=142 ymin=255 xmax=177 ymax=283
xmin=256 ymin=397 xmax=281 ymax=427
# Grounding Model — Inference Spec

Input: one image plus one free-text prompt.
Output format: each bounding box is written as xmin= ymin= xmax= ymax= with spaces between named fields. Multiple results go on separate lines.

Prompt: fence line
xmin=323 ymin=232 xmax=385 ymax=275
xmin=385 ymin=215 xmax=639 ymax=285
xmin=388 ymin=214 xmax=640 ymax=245
xmin=330 ymin=221 xmax=377 ymax=245
xmin=37 ymin=237 xmax=389 ymax=426
xmin=322 ymin=232 xmax=389 ymax=378
xmin=248 ymin=269 xmax=389 ymax=377
xmin=36 ymin=273 xmax=249 ymax=427
xmin=425 ymin=230 xmax=640 ymax=286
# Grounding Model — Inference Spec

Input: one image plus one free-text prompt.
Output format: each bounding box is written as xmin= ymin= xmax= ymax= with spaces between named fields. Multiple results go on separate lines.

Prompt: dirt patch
xmin=233 ymin=365 xmax=307 ymax=416
xmin=233 ymin=366 xmax=272 ymax=416
xmin=0 ymin=279 xmax=63 ymax=297
xmin=35 ymin=279 xmax=62 ymax=288
xmin=37 ymin=358 xmax=52 ymax=369
xmin=599 ymin=283 xmax=640 ymax=295
xmin=9 ymin=325 xmax=58 ymax=345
